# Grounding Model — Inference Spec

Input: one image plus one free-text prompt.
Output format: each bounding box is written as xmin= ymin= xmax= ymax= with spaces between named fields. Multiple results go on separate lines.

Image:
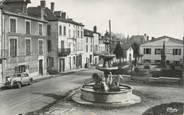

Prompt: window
xmin=38 ymin=40 xmax=43 ymax=55
xmin=63 ymin=26 xmax=66 ymax=36
xmin=61 ymin=40 xmax=64 ymax=49
xmin=78 ymin=30 xmax=79 ymax=37
xmin=73 ymin=30 xmax=75 ymax=38
xmin=155 ymin=60 xmax=161 ymax=64
xmin=15 ymin=65 xmax=28 ymax=73
xmin=47 ymin=57 xmax=54 ymax=67
xmin=173 ymin=49 xmax=181 ymax=55
xmin=10 ymin=38 xmax=17 ymax=57
xmin=144 ymin=48 xmax=151 ymax=54
xmin=86 ymin=37 xmax=88 ymax=43
xmin=39 ymin=24 xmax=43 ymax=35
xmin=81 ymin=31 xmax=83 ymax=38
xmin=10 ymin=18 xmax=16 ymax=33
xmin=47 ymin=25 xmax=51 ymax=36
xmin=59 ymin=25 xmax=62 ymax=35
xmin=86 ymin=45 xmax=88 ymax=52
xmin=155 ymin=49 xmax=162 ymax=55
xmin=69 ymin=29 xmax=71 ymax=38
xmin=26 ymin=21 xmax=31 ymax=34
xmin=73 ymin=57 xmax=75 ymax=64
xmin=91 ymin=45 xmax=93 ymax=52
xmin=47 ymin=40 xmax=52 ymax=52
xmin=25 ymin=38 xmax=31 ymax=55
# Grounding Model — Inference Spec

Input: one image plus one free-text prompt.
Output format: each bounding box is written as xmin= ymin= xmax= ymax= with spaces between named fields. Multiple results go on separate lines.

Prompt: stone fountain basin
xmin=99 ymin=54 xmax=115 ymax=60
xmin=81 ymin=83 xmax=132 ymax=103
xmin=96 ymin=66 xmax=118 ymax=73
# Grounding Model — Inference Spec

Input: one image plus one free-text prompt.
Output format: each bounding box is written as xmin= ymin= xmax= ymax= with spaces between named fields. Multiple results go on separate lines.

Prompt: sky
xmin=29 ymin=0 xmax=184 ymax=39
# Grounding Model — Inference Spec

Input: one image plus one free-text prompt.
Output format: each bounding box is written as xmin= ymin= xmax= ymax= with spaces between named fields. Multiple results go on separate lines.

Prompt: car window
xmin=15 ymin=74 xmax=21 ymax=77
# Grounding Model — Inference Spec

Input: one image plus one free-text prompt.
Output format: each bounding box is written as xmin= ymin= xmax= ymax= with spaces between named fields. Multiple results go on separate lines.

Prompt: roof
xmin=1 ymin=0 xmax=30 ymax=13
xmin=84 ymin=29 xmax=93 ymax=37
xmin=0 ymin=4 xmax=47 ymax=23
xmin=27 ymin=6 xmax=84 ymax=26
xmin=141 ymin=35 xmax=183 ymax=46
xmin=151 ymin=36 xmax=182 ymax=43
xmin=4 ymin=0 xmax=31 ymax=3
xmin=3 ymin=10 xmax=47 ymax=23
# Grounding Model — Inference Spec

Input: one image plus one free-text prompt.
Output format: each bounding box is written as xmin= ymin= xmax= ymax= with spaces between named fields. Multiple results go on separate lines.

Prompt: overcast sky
xmin=30 ymin=0 xmax=184 ymax=39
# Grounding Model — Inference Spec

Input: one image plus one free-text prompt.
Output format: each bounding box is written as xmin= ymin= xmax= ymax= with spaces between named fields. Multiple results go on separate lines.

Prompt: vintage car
xmin=5 ymin=72 xmax=33 ymax=88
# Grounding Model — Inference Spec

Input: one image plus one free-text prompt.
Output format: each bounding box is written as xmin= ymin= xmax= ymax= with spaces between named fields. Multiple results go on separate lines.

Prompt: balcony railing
xmin=58 ymin=48 xmax=71 ymax=57
xmin=103 ymin=39 xmax=110 ymax=44
xmin=93 ymin=50 xmax=101 ymax=56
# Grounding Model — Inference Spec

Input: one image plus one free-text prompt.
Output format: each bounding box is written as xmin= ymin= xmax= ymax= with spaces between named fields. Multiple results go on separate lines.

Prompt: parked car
xmin=5 ymin=72 xmax=33 ymax=88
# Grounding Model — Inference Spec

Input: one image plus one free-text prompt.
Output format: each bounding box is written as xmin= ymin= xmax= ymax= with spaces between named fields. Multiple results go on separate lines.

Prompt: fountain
xmin=72 ymin=20 xmax=141 ymax=107
xmin=72 ymin=52 xmax=141 ymax=107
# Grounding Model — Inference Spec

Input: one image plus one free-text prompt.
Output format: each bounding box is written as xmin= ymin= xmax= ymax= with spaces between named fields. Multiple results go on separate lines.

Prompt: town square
xmin=0 ymin=0 xmax=184 ymax=115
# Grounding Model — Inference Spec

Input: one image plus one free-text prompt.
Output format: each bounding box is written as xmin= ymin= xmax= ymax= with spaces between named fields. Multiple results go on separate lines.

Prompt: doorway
xmin=59 ymin=59 xmax=65 ymax=72
xmin=39 ymin=59 xmax=43 ymax=75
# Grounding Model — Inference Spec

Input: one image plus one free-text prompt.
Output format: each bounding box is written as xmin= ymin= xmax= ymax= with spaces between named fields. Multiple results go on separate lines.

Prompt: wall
xmin=2 ymin=13 xmax=47 ymax=79
xmin=140 ymin=38 xmax=183 ymax=63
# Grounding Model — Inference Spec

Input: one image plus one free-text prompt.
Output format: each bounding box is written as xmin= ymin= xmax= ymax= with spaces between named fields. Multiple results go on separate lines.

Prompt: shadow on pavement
xmin=26 ymin=88 xmax=79 ymax=115
xmin=32 ymin=92 xmax=65 ymax=100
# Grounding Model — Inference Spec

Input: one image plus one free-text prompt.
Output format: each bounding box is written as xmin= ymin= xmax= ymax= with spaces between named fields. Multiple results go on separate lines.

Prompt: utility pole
xmin=182 ymin=36 xmax=184 ymax=86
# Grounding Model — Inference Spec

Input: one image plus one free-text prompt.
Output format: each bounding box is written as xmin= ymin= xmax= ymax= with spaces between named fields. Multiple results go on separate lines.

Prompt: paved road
xmin=0 ymin=69 xmax=96 ymax=115
xmin=43 ymin=82 xmax=184 ymax=115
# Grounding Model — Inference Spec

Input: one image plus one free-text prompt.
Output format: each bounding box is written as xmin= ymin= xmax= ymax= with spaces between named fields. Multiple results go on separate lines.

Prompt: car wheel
xmin=17 ymin=82 xmax=22 ymax=88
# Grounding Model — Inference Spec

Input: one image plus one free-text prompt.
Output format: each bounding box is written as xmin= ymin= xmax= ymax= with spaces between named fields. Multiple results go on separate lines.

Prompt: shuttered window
xmin=10 ymin=18 xmax=16 ymax=33
xmin=39 ymin=40 xmax=43 ymax=55
xmin=26 ymin=39 xmax=31 ymax=55
xmin=26 ymin=21 xmax=31 ymax=34
xmin=10 ymin=39 xmax=17 ymax=57
xmin=39 ymin=24 xmax=43 ymax=35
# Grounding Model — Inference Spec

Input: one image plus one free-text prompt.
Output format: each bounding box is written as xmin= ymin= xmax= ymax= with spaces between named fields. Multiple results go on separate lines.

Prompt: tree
xmin=113 ymin=42 xmax=124 ymax=62
xmin=131 ymin=42 xmax=140 ymax=65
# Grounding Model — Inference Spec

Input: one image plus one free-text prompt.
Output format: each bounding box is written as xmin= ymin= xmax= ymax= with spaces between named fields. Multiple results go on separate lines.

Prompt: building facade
xmin=93 ymin=31 xmax=101 ymax=65
xmin=0 ymin=0 xmax=48 ymax=83
xmin=84 ymin=29 xmax=94 ymax=66
xmin=140 ymin=36 xmax=183 ymax=65
xmin=29 ymin=1 xmax=85 ymax=72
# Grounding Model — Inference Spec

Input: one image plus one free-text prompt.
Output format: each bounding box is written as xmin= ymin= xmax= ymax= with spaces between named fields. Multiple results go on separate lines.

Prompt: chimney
xmin=40 ymin=0 xmax=46 ymax=8
xmin=147 ymin=36 xmax=149 ymax=41
xmin=54 ymin=11 xmax=61 ymax=17
xmin=40 ymin=0 xmax=46 ymax=20
xmin=51 ymin=2 xmax=55 ymax=12
xmin=61 ymin=12 xmax=66 ymax=19
xmin=93 ymin=26 xmax=97 ymax=33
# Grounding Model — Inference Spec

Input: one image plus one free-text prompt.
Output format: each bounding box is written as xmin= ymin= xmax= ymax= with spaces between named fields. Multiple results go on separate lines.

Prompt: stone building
xmin=0 ymin=0 xmax=48 ymax=83
xmin=93 ymin=27 xmax=101 ymax=65
xmin=84 ymin=29 xmax=94 ymax=66
xmin=28 ymin=0 xmax=85 ymax=72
